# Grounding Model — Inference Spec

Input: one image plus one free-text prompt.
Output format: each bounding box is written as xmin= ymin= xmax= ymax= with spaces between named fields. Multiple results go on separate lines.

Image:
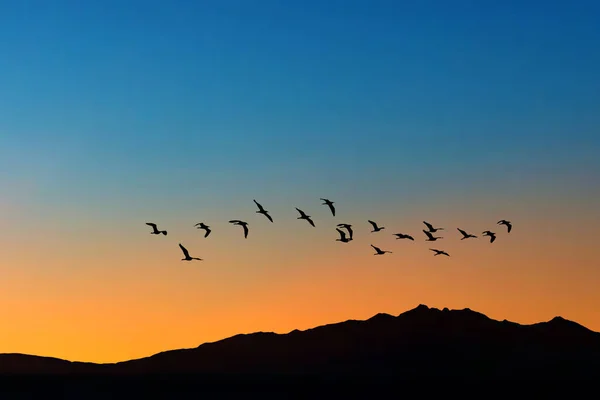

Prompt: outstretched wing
xmin=179 ymin=243 xmax=190 ymax=258
xmin=146 ymin=222 xmax=157 ymax=228
xmin=506 ymin=222 xmax=512 ymax=233
xmin=307 ymin=217 xmax=315 ymax=227
xmin=265 ymin=212 xmax=274 ymax=223
xmin=204 ymin=228 xmax=211 ymax=238
xmin=368 ymin=220 xmax=377 ymax=229
xmin=253 ymin=199 xmax=264 ymax=211
xmin=490 ymin=235 xmax=496 ymax=243
xmin=243 ymin=224 xmax=249 ymax=238
xmin=327 ymin=203 xmax=335 ymax=216
xmin=295 ymin=207 xmax=305 ymax=217
xmin=336 ymin=228 xmax=346 ymax=239
xmin=457 ymin=228 xmax=467 ymax=236
xmin=423 ymin=221 xmax=434 ymax=231
xmin=423 ymin=230 xmax=434 ymax=239
xmin=229 ymin=220 xmax=242 ymax=224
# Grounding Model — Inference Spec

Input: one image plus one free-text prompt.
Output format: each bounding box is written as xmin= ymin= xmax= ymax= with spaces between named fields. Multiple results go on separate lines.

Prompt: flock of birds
xmin=144 ymin=198 xmax=513 ymax=262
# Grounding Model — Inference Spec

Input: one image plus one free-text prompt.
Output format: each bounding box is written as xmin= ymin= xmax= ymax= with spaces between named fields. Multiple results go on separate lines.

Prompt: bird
xmin=146 ymin=223 xmax=167 ymax=236
xmin=430 ymin=249 xmax=450 ymax=257
xmin=457 ymin=228 xmax=477 ymax=240
xmin=194 ymin=222 xmax=211 ymax=238
xmin=337 ymin=223 xmax=353 ymax=239
xmin=423 ymin=221 xmax=444 ymax=233
xmin=497 ymin=219 xmax=512 ymax=233
xmin=368 ymin=220 xmax=385 ymax=232
xmin=295 ymin=208 xmax=315 ymax=227
xmin=393 ymin=233 xmax=414 ymax=241
xmin=482 ymin=230 xmax=497 ymax=243
xmin=371 ymin=244 xmax=392 ymax=255
xmin=253 ymin=199 xmax=273 ymax=223
xmin=179 ymin=243 xmax=202 ymax=261
xmin=320 ymin=198 xmax=336 ymax=216
xmin=335 ymin=228 xmax=352 ymax=243
xmin=229 ymin=220 xmax=249 ymax=238
xmin=423 ymin=230 xmax=442 ymax=241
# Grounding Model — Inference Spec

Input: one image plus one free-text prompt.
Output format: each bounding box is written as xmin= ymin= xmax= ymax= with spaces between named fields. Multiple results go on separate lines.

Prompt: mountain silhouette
xmin=1 ymin=304 xmax=599 ymax=381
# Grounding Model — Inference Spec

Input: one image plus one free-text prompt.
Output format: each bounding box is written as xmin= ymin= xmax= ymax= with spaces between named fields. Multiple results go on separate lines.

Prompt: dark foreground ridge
xmin=2 ymin=304 xmax=600 ymax=381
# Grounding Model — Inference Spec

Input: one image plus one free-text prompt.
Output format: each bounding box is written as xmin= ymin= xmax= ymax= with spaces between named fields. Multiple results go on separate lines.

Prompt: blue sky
xmin=1 ymin=0 xmax=599 ymax=219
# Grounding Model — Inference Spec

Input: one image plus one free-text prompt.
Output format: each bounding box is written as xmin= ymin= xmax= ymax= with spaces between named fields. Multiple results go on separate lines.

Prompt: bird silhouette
xmin=423 ymin=221 xmax=444 ymax=233
xmin=335 ymin=228 xmax=352 ymax=243
xmin=295 ymin=208 xmax=315 ymax=227
xmin=194 ymin=222 xmax=211 ymax=238
xmin=336 ymin=223 xmax=353 ymax=240
xmin=497 ymin=220 xmax=512 ymax=233
xmin=393 ymin=233 xmax=414 ymax=240
xmin=253 ymin=200 xmax=273 ymax=223
xmin=482 ymin=230 xmax=497 ymax=243
xmin=179 ymin=243 xmax=202 ymax=261
xmin=371 ymin=244 xmax=392 ymax=255
xmin=423 ymin=230 xmax=442 ymax=241
xmin=457 ymin=228 xmax=477 ymax=240
xmin=430 ymin=248 xmax=450 ymax=257
xmin=368 ymin=220 xmax=385 ymax=232
xmin=320 ymin=198 xmax=336 ymax=216
xmin=229 ymin=220 xmax=249 ymax=238
xmin=146 ymin=223 xmax=167 ymax=236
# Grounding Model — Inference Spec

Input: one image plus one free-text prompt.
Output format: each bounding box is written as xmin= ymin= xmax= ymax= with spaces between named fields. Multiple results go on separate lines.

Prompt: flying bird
xmin=423 ymin=221 xmax=444 ymax=233
xmin=497 ymin=219 xmax=512 ymax=233
xmin=336 ymin=223 xmax=353 ymax=239
xmin=430 ymin=249 xmax=450 ymax=257
xmin=393 ymin=233 xmax=414 ymax=241
xmin=194 ymin=222 xmax=211 ymax=238
xmin=457 ymin=228 xmax=477 ymax=240
xmin=320 ymin=198 xmax=336 ymax=216
xmin=335 ymin=228 xmax=352 ymax=243
xmin=253 ymin=199 xmax=273 ymax=223
xmin=482 ymin=230 xmax=497 ymax=243
xmin=178 ymin=243 xmax=202 ymax=261
xmin=371 ymin=244 xmax=392 ymax=255
xmin=146 ymin=223 xmax=167 ymax=236
xmin=295 ymin=208 xmax=315 ymax=227
xmin=368 ymin=220 xmax=385 ymax=232
xmin=423 ymin=230 xmax=442 ymax=241
xmin=229 ymin=220 xmax=249 ymax=238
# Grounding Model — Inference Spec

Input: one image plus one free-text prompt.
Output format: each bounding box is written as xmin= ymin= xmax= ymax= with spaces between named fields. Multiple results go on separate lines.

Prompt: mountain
xmin=2 ymin=304 xmax=600 ymax=381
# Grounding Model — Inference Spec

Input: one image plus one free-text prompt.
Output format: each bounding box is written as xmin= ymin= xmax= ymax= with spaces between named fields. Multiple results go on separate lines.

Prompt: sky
xmin=1 ymin=0 xmax=599 ymax=363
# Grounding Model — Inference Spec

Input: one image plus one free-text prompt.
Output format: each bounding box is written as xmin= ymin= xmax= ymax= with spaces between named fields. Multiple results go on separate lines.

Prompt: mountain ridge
xmin=1 ymin=304 xmax=599 ymax=378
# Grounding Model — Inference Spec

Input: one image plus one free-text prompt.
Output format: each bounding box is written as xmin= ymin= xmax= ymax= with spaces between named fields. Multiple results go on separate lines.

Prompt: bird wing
xmin=368 ymin=220 xmax=377 ymax=229
xmin=407 ymin=235 xmax=414 ymax=240
xmin=457 ymin=228 xmax=467 ymax=236
xmin=146 ymin=222 xmax=157 ymax=228
xmin=347 ymin=226 xmax=353 ymax=236
xmin=507 ymin=223 xmax=512 ymax=232
xmin=490 ymin=235 xmax=496 ymax=243
xmin=307 ymin=217 xmax=315 ymax=227
xmin=179 ymin=243 xmax=190 ymax=258
xmin=229 ymin=220 xmax=241 ymax=224
xmin=295 ymin=207 xmax=305 ymax=216
xmin=265 ymin=212 xmax=273 ymax=223
xmin=328 ymin=203 xmax=335 ymax=216
xmin=423 ymin=230 xmax=434 ymax=239
xmin=336 ymin=228 xmax=346 ymax=239
xmin=194 ymin=222 xmax=203 ymax=227
xmin=423 ymin=221 xmax=434 ymax=230
xmin=204 ymin=228 xmax=211 ymax=238
xmin=243 ymin=224 xmax=249 ymax=238
xmin=253 ymin=200 xmax=264 ymax=211
xmin=429 ymin=248 xmax=438 ymax=253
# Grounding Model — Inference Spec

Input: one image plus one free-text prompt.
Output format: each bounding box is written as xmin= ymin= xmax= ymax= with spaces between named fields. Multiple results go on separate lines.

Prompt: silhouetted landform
xmin=1 ymin=305 xmax=599 ymax=380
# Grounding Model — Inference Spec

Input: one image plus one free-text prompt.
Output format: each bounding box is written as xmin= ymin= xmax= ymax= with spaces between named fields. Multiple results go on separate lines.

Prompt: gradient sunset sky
xmin=1 ymin=0 xmax=599 ymax=363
